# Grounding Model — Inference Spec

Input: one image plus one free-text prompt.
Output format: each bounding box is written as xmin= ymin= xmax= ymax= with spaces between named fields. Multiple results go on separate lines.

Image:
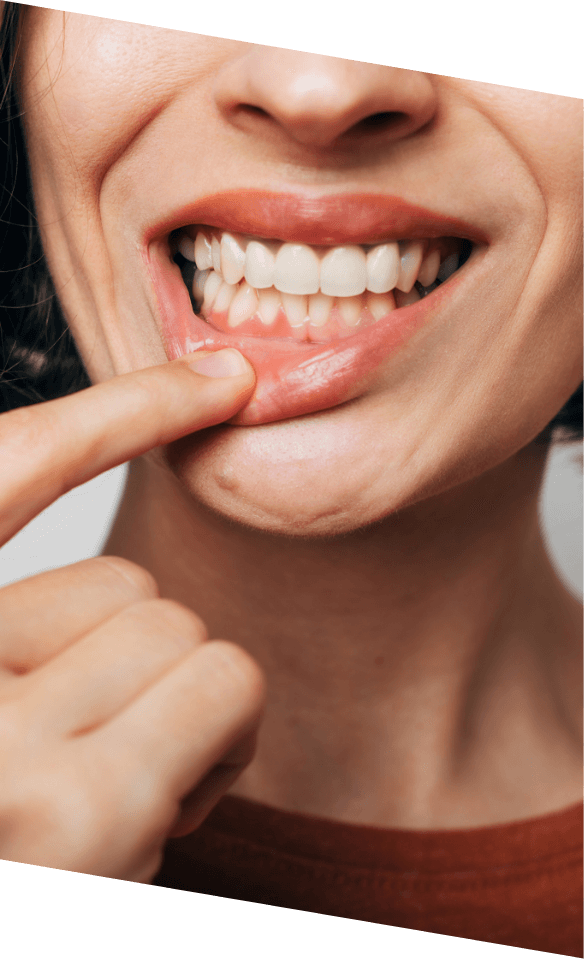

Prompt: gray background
xmin=0 ymin=444 xmax=582 ymax=598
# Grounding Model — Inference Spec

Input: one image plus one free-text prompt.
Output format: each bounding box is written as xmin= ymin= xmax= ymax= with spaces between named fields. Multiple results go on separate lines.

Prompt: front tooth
xmin=220 ymin=233 xmax=247 ymax=286
xmin=396 ymin=241 xmax=424 ymax=293
xmin=228 ymin=283 xmax=258 ymax=327
xmin=281 ymin=293 xmax=308 ymax=327
xmin=274 ymin=243 xmax=320 ymax=295
xmin=308 ymin=292 xmax=333 ymax=327
xmin=366 ymin=243 xmax=400 ymax=294
xmin=320 ymin=246 xmax=367 ymax=297
xmin=245 ymin=240 xmax=277 ymax=289
xmin=417 ymin=249 xmax=440 ymax=288
xmin=195 ymin=232 xmax=213 ymax=270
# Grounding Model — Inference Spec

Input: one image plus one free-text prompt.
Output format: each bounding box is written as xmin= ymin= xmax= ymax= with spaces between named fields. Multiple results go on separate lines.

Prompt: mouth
xmin=146 ymin=191 xmax=487 ymax=426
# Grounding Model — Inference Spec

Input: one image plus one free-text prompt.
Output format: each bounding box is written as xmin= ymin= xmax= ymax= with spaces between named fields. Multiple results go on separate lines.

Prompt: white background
xmin=0 ymin=444 xmax=581 ymax=599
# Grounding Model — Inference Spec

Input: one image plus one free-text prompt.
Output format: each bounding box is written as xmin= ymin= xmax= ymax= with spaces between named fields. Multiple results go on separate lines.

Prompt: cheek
xmin=19 ymin=17 xmax=180 ymax=193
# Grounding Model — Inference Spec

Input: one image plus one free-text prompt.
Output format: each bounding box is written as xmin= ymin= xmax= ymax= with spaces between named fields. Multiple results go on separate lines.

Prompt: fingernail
xmin=188 ymin=349 xmax=250 ymax=379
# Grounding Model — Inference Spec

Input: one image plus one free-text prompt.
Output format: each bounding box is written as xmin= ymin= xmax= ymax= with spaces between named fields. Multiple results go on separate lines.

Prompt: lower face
xmin=147 ymin=228 xmax=480 ymax=426
xmin=146 ymin=227 xmax=500 ymax=537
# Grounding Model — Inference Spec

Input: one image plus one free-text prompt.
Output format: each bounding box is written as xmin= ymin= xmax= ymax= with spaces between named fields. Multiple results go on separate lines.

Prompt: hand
xmin=0 ymin=351 xmax=265 ymax=882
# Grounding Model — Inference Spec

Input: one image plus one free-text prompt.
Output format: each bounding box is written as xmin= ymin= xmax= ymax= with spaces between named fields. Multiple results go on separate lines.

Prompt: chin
xmin=164 ymin=427 xmax=404 ymax=539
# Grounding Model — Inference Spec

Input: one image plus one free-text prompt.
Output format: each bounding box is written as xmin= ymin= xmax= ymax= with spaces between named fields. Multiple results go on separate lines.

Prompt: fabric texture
xmin=154 ymin=797 xmax=583 ymax=956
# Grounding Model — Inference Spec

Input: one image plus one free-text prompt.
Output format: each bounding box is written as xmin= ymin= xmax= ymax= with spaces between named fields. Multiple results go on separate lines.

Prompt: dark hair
xmin=0 ymin=2 xmax=582 ymax=443
xmin=0 ymin=2 xmax=90 ymax=414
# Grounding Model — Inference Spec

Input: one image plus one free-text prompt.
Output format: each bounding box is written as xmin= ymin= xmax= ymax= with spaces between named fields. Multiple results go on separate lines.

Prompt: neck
xmin=105 ymin=440 xmax=582 ymax=829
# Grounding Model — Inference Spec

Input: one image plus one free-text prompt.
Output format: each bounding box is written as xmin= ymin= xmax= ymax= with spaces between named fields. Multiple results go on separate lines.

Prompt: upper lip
xmin=145 ymin=189 xmax=490 ymax=249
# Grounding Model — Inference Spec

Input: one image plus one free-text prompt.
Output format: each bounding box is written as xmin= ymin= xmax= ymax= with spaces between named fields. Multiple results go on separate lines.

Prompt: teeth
xmin=365 ymin=243 xmax=400 ymax=294
xmin=198 ymin=271 xmax=417 ymax=327
xmin=395 ymin=287 xmax=421 ymax=308
xmin=338 ymin=295 xmax=362 ymax=328
xmin=308 ymin=292 xmax=333 ymax=327
xmin=195 ymin=232 xmax=213 ymax=270
xmin=178 ymin=236 xmax=195 ymax=261
xmin=245 ymin=239 xmax=278 ymax=289
xmin=184 ymin=230 xmax=462 ymax=297
xmin=274 ymin=243 xmax=320 ymax=296
xmin=281 ymin=292 xmax=308 ymax=327
xmin=396 ymin=241 xmax=424 ymax=293
xmin=221 ymin=233 xmax=247 ymax=286
xmin=211 ymin=236 xmax=222 ymax=274
xmin=193 ymin=268 xmax=210 ymax=302
xmin=228 ymin=282 xmax=258 ymax=327
xmin=417 ymin=248 xmax=440 ymax=288
xmin=257 ymin=288 xmax=282 ymax=326
xmin=214 ymin=280 xmax=238 ymax=314
xmin=202 ymin=271 xmax=222 ymax=313
xmin=366 ymin=292 xmax=396 ymax=321
xmin=180 ymin=229 xmax=465 ymax=332
xmin=320 ymin=246 xmax=367 ymax=298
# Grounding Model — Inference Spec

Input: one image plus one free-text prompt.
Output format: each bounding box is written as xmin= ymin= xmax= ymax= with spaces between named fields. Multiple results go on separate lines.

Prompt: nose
xmin=213 ymin=48 xmax=438 ymax=150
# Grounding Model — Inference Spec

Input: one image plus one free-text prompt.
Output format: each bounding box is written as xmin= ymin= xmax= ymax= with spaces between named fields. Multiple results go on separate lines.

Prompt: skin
xmin=0 ymin=7 xmax=580 ymax=878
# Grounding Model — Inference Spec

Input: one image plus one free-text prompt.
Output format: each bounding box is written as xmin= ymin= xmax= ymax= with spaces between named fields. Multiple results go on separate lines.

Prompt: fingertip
xmin=185 ymin=348 xmax=254 ymax=380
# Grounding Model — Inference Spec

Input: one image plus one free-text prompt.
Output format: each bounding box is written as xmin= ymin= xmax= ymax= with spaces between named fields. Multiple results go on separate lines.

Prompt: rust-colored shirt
xmin=154 ymin=798 xmax=583 ymax=956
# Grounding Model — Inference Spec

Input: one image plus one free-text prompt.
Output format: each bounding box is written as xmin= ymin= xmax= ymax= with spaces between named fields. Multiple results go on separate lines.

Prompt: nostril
xmin=240 ymin=103 xmax=271 ymax=120
xmin=360 ymin=111 xmax=406 ymax=129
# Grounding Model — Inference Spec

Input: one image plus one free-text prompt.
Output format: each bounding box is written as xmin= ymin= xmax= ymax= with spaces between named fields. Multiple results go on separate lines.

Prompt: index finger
xmin=0 ymin=350 xmax=254 ymax=546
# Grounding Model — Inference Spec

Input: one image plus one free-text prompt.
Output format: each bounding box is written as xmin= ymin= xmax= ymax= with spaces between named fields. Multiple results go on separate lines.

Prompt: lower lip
xmin=148 ymin=246 xmax=455 ymax=426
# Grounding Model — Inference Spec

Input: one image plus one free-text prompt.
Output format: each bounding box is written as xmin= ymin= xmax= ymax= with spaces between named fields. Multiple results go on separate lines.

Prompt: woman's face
xmin=18 ymin=10 xmax=582 ymax=535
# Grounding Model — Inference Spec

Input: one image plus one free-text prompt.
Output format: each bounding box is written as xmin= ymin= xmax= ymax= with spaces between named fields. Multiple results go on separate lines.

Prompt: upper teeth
xmin=178 ymin=230 xmax=442 ymax=298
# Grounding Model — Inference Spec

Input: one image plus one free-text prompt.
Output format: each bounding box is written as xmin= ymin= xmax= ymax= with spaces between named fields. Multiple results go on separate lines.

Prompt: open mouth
xmin=171 ymin=227 xmax=472 ymax=343
xmin=147 ymin=190 xmax=486 ymax=426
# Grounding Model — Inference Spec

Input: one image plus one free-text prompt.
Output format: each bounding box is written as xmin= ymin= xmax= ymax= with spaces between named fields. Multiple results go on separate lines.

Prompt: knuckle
xmin=94 ymin=556 xmax=160 ymax=600
xmin=203 ymin=640 xmax=266 ymax=708
xmin=137 ymin=598 xmax=208 ymax=645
